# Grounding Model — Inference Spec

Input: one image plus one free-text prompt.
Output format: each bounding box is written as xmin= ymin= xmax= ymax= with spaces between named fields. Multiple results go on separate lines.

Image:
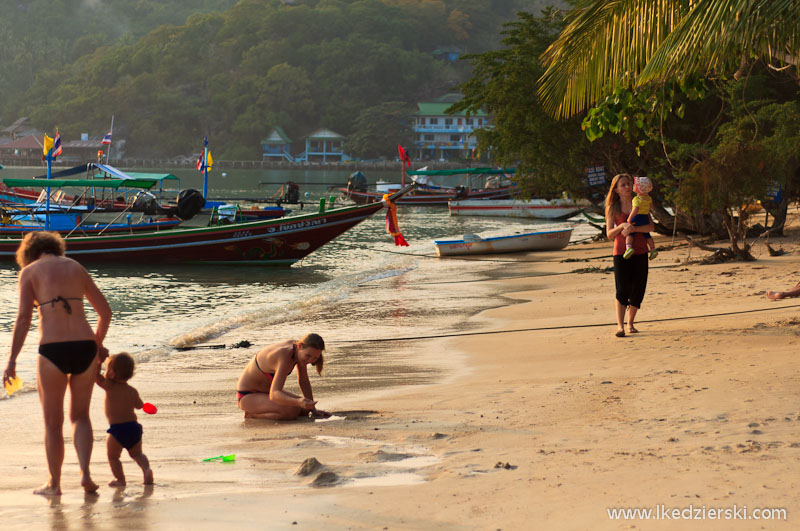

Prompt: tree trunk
xmin=650 ymin=197 xmax=728 ymax=238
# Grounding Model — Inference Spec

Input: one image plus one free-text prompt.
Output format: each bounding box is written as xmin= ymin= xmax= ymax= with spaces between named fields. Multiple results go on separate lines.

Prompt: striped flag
xmin=52 ymin=132 xmax=62 ymax=157
xmin=196 ymin=136 xmax=212 ymax=172
xmin=101 ymin=131 xmax=112 ymax=145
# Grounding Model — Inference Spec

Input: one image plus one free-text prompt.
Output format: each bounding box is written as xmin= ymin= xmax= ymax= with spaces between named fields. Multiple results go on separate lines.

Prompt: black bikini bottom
xmin=39 ymin=340 xmax=98 ymax=374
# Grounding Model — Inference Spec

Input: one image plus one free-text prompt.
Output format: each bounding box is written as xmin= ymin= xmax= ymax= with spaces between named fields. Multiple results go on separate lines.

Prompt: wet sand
xmin=2 ymin=224 xmax=800 ymax=529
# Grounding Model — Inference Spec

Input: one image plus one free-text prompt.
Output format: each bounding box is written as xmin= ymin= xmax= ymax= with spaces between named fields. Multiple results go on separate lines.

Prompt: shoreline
xmin=2 ymin=230 xmax=800 ymax=528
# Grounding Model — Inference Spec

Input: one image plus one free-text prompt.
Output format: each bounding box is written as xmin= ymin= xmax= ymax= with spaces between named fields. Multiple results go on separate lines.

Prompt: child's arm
xmin=95 ymin=363 xmax=108 ymax=389
xmin=627 ymin=205 xmax=640 ymax=223
xmin=132 ymin=388 xmax=144 ymax=410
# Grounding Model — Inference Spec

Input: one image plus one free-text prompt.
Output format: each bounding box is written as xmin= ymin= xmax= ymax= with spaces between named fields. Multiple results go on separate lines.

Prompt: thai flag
xmin=52 ymin=132 xmax=62 ymax=157
xmin=197 ymin=136 xmax=209 ymax=171
xmin=101 ymin=131 xmax=112 ymax=145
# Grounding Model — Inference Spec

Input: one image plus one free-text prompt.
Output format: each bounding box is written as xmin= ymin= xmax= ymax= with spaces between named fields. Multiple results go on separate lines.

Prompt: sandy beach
xmin=2 ymin=222 xmax=799 ymax=530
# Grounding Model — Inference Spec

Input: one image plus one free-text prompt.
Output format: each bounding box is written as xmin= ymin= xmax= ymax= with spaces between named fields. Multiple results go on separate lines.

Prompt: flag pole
xmin=105 ymin=115 xmax=114 ymax=164
xmin=45 ymin=149 xmax=52 ymax=231
xmin=203 ymin=145 xmax=208 ymax=198
xmin=44 ymin=133 xmax=54 ymax=231
xmin=201 ymin=136 xmax=210 ymax=198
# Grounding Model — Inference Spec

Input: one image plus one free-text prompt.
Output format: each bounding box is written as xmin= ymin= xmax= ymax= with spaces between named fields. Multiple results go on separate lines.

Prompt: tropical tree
xmin=344 ymin=102 xmax=414 ymax=160
xmin=451 ymin=10 xmax=600 ymax=199
xmin=538 ymin=0 xmax=800 ymax=119
xmin=537 ymin=0 xmax=800 ymax=258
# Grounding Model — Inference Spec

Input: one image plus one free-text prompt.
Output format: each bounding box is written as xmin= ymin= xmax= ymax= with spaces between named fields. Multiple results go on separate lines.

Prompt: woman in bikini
xmin=236 ymin=333 xmax=330 ymax=420
xmin=3 ymin=232 xmax=112 ymax=496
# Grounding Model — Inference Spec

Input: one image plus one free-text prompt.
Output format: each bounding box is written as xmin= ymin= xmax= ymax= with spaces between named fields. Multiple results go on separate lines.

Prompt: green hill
xmin=4 ymin=0 xmax=549 ymax=158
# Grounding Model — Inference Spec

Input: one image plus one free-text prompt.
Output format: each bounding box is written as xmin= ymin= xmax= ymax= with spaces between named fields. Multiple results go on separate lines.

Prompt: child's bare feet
xmin=766 ymin=290 xmax=785 ymax=300
xmin=82 ymin=478 xmax=99 ymax=494
xmin=108 ymin=478 xmax=126 ymax=487
xmin=143 ymin=468 xmax=154 ymax=485
xmin=33 ymin=481 xmax=61 ymax=496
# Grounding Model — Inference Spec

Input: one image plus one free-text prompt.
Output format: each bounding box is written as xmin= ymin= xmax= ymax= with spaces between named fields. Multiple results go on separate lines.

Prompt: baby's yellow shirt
xmin=633 ymin=194 xmax=651 ymax=215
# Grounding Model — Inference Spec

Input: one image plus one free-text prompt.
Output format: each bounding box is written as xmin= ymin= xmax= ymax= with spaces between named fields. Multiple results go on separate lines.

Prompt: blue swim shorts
xmin=107 ymin=421 xmax=143 ymax=450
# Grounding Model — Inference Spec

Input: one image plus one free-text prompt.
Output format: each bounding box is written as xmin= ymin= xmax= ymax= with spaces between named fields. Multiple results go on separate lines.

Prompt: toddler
xmin=96 ymin=353 xmax=153 ymax=486
xmin=623 ymin=176 xmax=658 ymax=260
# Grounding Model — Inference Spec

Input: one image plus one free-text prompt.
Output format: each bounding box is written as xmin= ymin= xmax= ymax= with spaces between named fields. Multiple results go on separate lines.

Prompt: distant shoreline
xmin=0 ymin=159 xmax=477 ymax=171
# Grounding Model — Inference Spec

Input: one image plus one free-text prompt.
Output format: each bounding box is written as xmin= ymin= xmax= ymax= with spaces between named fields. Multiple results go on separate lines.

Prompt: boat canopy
xmin=407 ymin=168 xmax=515 ymax=176
xmin=91 ymin=163 xmax=180 ymax=185
xmin=30 ymin=163 xmax=179 ymax=186
xmin=2 ymin=178 xmax=161 ymax=190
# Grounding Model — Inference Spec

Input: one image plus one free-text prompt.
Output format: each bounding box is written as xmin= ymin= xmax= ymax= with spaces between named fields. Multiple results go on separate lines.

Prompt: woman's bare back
xmin=23 ymin=255 xmax=95 ymax=344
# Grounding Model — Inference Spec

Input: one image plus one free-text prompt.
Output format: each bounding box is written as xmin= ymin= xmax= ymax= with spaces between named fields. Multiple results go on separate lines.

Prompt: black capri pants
xmin=613 ymin=254 xmax=648 ymax=308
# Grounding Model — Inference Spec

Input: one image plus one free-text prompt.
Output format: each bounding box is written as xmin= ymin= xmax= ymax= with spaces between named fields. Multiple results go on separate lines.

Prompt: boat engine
xmin=131 ymin=191 xmax=159 ymax=214
xmin=347 ymin=171 xmax=368 ymax=195
xmin=284 ymin=181 xmax=300 ymax=204
xmin=176 ymin=188 xmax=206 ymax=220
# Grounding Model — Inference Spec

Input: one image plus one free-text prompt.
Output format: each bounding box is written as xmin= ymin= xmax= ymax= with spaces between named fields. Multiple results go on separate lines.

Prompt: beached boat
xmin=0 ymin=215 xmax=181 ymax=236
xmin=433 ymin=228 xmax=573 ymax=257
xmin=0 ymin=163 xmax=180 ymax=210
xmin=448 ymin=198 xmax=587 ymax=220
xmin=0 ymin=178 xmax=414 ymax=265
xmin=340 ymin=168 xmax=516 ymax=205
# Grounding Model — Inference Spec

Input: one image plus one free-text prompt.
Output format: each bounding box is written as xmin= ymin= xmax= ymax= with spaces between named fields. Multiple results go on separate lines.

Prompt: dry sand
xmin=1 ymin=223 xmax=800 ymax=530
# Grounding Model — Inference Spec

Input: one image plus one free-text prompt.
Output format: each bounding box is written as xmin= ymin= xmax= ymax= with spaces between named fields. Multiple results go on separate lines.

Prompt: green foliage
xmin=581 ymin=78 xmax=709 ymax=152
xmin=344 ymin=102 xmax=414 ymax=159
xmin=2 ymin=0 xmax=532 ymax=158
xmin=451 ymin=9 xmax=596 ymax=198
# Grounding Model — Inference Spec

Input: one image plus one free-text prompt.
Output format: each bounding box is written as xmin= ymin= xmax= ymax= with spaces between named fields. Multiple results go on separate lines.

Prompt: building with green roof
xmin=413 ymin=94 xmax=491 ymax=161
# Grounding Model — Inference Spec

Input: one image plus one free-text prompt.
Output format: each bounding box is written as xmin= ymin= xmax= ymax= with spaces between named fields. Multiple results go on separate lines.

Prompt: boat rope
xmin=330 ymin=303 xmax=800 ymax=344
xmin=330 ymin=241 xmax=613 ymax=263
xmin=176 ymin=302 xmax=799 ymax=351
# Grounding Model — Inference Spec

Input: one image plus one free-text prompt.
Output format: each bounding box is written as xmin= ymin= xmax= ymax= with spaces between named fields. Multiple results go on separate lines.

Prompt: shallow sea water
xmin=0 ymin=167 xmax=600 ymax=400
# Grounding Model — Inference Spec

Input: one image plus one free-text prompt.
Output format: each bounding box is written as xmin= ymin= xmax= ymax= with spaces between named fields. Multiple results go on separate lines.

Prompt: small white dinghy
xmin=433 ymin=228 xmax=573 ymax=256
xmin=448 ymin=199 xmax=587 ymax=219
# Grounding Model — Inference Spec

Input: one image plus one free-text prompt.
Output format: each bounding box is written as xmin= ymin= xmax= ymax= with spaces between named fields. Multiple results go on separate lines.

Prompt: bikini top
xmin=254 ymin=343 xmax=297 ymax=381
xmin=33 ymin=296 xmax=83 ymax=315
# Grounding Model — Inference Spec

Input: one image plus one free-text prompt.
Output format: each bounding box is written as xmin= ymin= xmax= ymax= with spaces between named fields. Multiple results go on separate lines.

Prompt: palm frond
xmin=538 ymin=0 xmax=686 ymax=119
xmin=539 ymin=0 xmax=800 ymax=119
xmin=639 ymin=0 xmax=800 ymax=84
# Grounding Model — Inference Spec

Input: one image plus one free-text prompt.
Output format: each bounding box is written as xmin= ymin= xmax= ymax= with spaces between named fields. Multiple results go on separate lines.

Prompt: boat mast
xmin=105 ymin=115 xmax=114 ymax=165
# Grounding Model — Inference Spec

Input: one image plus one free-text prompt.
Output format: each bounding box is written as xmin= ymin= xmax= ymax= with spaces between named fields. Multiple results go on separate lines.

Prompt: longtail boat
xmin=0 ymin=178 xmax=414 ymax=266
xmin=339 ymin=167 xmax=516 ymax=205
xmin=448 ymin=198 xmax=589 ymax=220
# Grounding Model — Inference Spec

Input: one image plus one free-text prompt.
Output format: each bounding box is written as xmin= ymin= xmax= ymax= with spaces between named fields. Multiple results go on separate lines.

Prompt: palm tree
xmin=538 ymin=0 xmax=800 ymax=119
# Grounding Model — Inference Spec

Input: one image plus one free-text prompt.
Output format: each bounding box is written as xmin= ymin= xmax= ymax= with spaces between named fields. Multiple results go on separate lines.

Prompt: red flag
xmin=397 ymin=144 xmax=411 ymax=167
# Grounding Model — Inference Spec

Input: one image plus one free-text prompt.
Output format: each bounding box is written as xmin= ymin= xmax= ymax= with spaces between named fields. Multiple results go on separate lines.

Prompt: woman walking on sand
xmin=236 ymin=333 xmax=330 ymax=420
xmin=605 ymin=174 xmax=655 ymax=337
xmin=3 ymin=232 xmax=112 ymax=496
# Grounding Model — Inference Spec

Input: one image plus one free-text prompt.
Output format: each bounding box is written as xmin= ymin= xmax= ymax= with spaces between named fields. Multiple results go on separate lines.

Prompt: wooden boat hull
xmin=339 ymin=187 xmax=515 ymax=206
xmin=0 ymin=217 xmax=181 ymax=236
xmin=448 ymin=199 xmax=585 ymax=219
xmin=434 ymin=228 xmax=573 ymax=256
xmin=0 ymin=202 xmax=384 ymax=265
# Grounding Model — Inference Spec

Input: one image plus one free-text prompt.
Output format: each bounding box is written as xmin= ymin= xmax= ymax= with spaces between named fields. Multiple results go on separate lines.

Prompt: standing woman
xmin=605 ymin=174 xmax=654 ymax=337
xmin=3 ymin=232 xmax=112 ymax=496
